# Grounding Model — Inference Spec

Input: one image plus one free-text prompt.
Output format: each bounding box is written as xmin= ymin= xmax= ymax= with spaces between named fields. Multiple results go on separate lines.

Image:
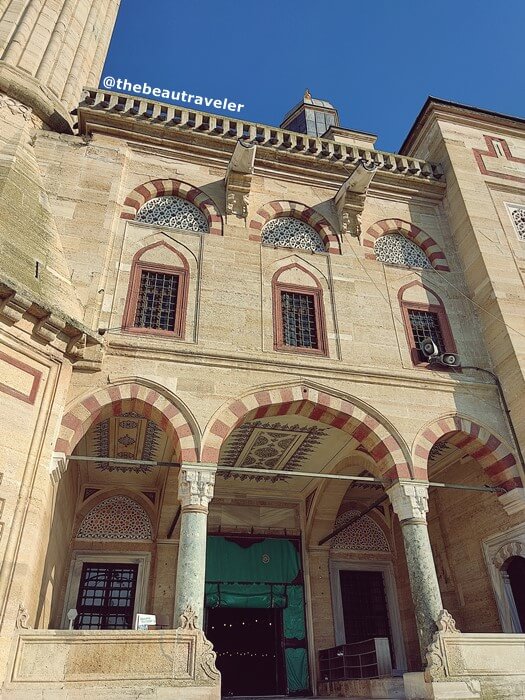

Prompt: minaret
xmin=0 ymin=0 xmax=121 ymax=320
xmin=0 ymin=0 xmax=120 ymax=132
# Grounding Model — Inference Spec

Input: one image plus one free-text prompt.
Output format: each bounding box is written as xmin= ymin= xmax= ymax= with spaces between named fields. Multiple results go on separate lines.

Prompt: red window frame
xmin=400 ymin=300 xmax=457 ymax=367
xmin=123 ymin=260 xmax=189 ymax=338
xmin=272 ymin=282 xmax=328 ymax=356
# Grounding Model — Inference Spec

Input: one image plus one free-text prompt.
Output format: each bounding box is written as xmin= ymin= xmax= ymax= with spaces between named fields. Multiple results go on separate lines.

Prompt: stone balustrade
xmin=78 ymin=89 xmax=444 ymax=181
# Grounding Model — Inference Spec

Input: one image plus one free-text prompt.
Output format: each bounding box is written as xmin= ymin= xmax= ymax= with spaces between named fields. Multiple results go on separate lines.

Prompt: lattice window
xmin=331 ymin=510 xmax=390 ymax=551
xmin=262 ymin=216 xmax=325 ymax=252
xmin=374 ymin=233 xmax=431 ymax=268
xmin=408 ymin=309 xmax=445 ymax=362
xmin=281 ymin=291 xmax=319 ymax=349
xmin=134 ymin=269 xmax=180 ymax=331
xmin=507 ymin=205 xmax=525 ymax=241
xmin=77 ymin=496 xmax=152 ymax=540
xmin=135 ymin=196 xmax=208 ymax=232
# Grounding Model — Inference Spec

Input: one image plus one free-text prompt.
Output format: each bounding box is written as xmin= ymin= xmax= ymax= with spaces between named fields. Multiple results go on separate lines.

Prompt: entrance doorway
xmin=339 ymin=569 xmax=394 ymax=665
xmin=507 ymin=556 xmax=525 ymax=631
xmin=206 ymin=607 xmax=285 ymax=696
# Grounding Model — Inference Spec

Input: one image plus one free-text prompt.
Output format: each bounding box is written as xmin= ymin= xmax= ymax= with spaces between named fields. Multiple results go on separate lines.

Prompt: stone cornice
xmin=77 ymin=89 xmax=445 ymax=195
xmin=0 ymin=275 xmax=101 ymax=361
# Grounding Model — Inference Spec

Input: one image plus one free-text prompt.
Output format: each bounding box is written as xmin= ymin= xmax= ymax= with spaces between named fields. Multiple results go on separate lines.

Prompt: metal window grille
xmin=134 ymin=270 xmax=179 ymax=331
xmin=281 ymin=291 xmax=318 ymax=349
xmin=74 ymin=563 xmax=138 ymax=630
xmin=408 ymin=309 xmax=445 ymax=361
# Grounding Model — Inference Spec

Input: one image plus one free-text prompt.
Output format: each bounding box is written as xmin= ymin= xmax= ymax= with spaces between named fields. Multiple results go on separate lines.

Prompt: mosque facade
xmin=0 ymin=2 xmax=525 ymax=698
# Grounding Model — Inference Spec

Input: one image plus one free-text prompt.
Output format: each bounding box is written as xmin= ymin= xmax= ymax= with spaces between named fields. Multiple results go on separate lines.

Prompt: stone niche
xmin=3 ymin=617 xmax=220 ymax=699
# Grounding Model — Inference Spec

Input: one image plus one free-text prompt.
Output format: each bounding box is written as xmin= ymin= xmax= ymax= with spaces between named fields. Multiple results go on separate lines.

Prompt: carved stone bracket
xmin=49 ymin=452 xmax=67 ymax=484
xmin=176 ymin=604 xmax=220 ymax=683
xmin=178 ymin=465 xmax=216 ymax=512
xmin=334 ymin=160 xmax=377 ymax=238
xmin=225 ymin=140 xmax=256 ymax=220
xmin=15 ymin=603 xmax=31 ymax=630
xmin=387 ymin=480 xmax=430 ymax=522
xmin=424 ymin=609 xmax=460 ymax=682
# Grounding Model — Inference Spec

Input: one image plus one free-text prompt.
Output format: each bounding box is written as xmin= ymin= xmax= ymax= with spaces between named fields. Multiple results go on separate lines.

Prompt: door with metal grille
xmin=339 ymin=570 xmax=394 ymax=665
xmin=74 ymin=562 xmax=138 ymax=630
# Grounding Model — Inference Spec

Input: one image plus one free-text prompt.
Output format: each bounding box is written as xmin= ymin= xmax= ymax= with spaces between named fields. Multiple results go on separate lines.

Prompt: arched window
xmin=399 ymin=282 xmax=456 ymax=366
xmin=123 ymin=242 xmax=189 ymax=336
xmin=135 ymin=195 xmax=208 ymax=232
xmin=374 ymin=233 xmax=431 ymax=268
xmin=272 ymin=264 xmax=328 ymax=356
xmin=262 ymin=217 xmax=325 ymax=253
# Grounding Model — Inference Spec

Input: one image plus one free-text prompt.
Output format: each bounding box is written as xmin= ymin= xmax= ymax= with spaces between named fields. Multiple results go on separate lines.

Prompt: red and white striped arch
xmin=413 ymin=415 xmax=521 ymax=492
xmin=55 ymin=383 xmax=198 ymax=462
xmin=121 ymin=179 xmax=223 ymax=236
xmin=364 ymin=218 xmax=450 ymax=271
xmin=201 ymin=385 xmax=410 ymax=479
xmin=248 ymin=201 xmax=340 ymax=254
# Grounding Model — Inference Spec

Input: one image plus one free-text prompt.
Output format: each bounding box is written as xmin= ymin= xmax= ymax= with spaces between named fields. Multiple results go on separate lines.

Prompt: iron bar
xmin=318 ymin=494 xmax=389 ymax=546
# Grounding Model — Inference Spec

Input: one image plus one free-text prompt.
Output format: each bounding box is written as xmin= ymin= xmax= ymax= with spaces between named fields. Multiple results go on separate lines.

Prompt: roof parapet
xmin=78 ymin=89 xmax=445 ymax=183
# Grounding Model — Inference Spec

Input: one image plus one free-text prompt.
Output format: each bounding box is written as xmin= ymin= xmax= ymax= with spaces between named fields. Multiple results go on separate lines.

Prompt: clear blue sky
xmin=100 ymin=0 xmax=524 ymax=152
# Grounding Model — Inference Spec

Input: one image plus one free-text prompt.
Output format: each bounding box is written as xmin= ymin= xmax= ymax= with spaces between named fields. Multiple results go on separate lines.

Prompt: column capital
xmin=387 ymin=480 xmax=430 ymax=522
xmin=178 ymin=465 xmax=216 ymax=513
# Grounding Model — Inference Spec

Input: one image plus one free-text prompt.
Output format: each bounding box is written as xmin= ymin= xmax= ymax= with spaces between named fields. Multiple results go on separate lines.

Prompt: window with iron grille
xmin=132 ymin=267 xmax=182 ymax=334
xmin=74 ymin=563 xmax=138 ymax=630
xmin=281 ymin=290 xmax=319 ymax=349
xmin=407 ymin=309 xmax=446 ymax=362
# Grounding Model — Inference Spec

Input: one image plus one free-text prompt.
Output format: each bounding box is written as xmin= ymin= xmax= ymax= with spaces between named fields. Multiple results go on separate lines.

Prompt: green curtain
xmin=205 ymin=537 xmax=309 ymax=693
xmin=205 ymin=536 xmax=300 ymax=583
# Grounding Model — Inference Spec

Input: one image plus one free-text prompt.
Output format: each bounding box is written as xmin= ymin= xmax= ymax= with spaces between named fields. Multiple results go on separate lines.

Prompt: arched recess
xmin=201 ymin=383 xmax=410 ymax=479
xmin=55 ymin=382 xmax=199 ymax=462
xmin=413 ymin=415 xmax=521 ymax=493
xmin=76 ymin=494 xmax=154 ymax=541
xmin=364 ymin=218 xmax=450 ymax=271
xmin=120 ymin=178 xmax=223 ymax=235
xmin=249 ymin=201 xmax=340 ymax=254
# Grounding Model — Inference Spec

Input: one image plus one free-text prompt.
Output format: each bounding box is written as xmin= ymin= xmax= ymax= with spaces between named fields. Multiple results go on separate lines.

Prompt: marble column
xmin=174 ymin=465 xmax=216 ymax=629
xmin=387 ymin=481 xmax=443 ymax=661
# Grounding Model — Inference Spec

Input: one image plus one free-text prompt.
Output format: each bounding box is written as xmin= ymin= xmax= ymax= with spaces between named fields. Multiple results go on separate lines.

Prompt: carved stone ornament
xmin=387 ymin=480 xmax=430 ymax=522
xmin=424 ymin=609 xmax=460 ymax=682
xmin=16 ymin=604 xmax=31 ymax=630
xmin=493 ymin=540 xmax=525 ymax=569
xmin=176 ymin=604 xmax=220 ymax=682
xmin=226 ymin=190 xmax=248 ymax=218
xmin=435 ymin=609 xmax=460 ymax=635
xmin=178 ymin=466 xmax=216 ymax=511
xmin=0 ymin=92 xmax=42 ymax=128
xmin=179 ymin=604 xmax=197 ymax=630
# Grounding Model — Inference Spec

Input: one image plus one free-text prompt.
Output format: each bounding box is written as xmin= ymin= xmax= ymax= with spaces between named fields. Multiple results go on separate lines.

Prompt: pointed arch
xmin=413 ymin=414 xmax=521 ymax=492
xmin=121 ymin=178 xmax=222 ymax=235
xmin=249 ymin=201 xmax=340 ymax=254
xmin=55 ymin=381 xmax=199 ymax=462
xmin=201 ymin=383 xmax=410 ymax=479
xmin=364 ymin=218 xmax=450 ymax=271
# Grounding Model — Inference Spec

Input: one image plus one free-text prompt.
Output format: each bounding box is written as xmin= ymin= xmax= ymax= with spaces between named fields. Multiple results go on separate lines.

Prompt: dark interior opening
xmin=507 ymin=556 xmax=525 ymax=631
xmin=205 ymin=607 xmax=285 ymax=696
xmin=339 ymin=569 xmax=394 ymax=666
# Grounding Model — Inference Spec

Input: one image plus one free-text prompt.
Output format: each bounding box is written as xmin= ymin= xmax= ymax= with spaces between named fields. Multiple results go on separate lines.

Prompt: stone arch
xmin=493 ymin=541 xmax=525 ymax=570
xmin=55 ymin=382 xmax=199 ymax=462
xmin=76 ymin=494 xmax=153 ymax=541
xmin=201 ymin=383 xmax=410 ymax=479
xmin=364 ymin=218 xmax=450 ymax=271
xmin=413 ymin=414 xmax=521 ymax=492
xmin=248 ymin=201 xmax=340 ymax=254
xmin=120 ymin=178 xmax=222 ymax=236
